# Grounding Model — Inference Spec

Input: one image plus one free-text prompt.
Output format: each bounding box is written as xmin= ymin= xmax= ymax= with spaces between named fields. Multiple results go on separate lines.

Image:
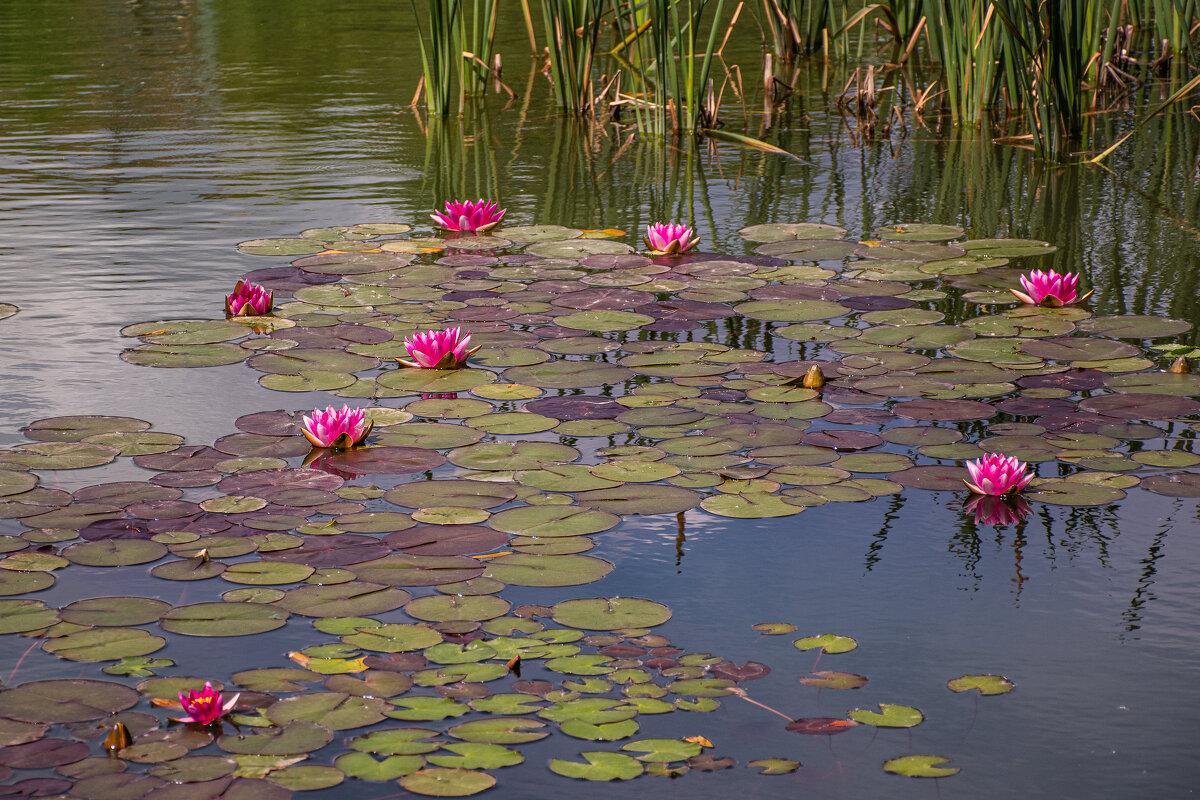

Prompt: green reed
xmin=539 ymin=0 xmax=605 ymax=111
xmin=410 ymin=0 xmax=500 ymax=117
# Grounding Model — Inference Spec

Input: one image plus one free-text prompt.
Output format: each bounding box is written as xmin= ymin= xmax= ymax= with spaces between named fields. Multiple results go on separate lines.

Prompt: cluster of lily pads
xmin=2 ymin=204 xmax=1198 ymax=796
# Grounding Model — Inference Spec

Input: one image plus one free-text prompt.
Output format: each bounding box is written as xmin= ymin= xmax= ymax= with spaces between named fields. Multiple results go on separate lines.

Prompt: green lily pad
xmin=265 ymin=693 xmax=387 ymax=730
xmin=218 ymin=721 xmax=335 ymax=755
xmin=621 ymin=738 xmax=703 ymax=762
xmin=449 ymin=441 xmax=579 ymax=471
xmin=847 ymin=703 xmax=923 ymax=727
xmin=883 ymin=754 xmax=960 ymax=778
xmin=552 ymin=597 xmax=671 ymax=630
xmin=238 ymin=237 xmax=327 ymax=255
xmin=160 ymin=602 xmax=289 ymax=636
xmin=335 ymin=752 xmax=424 ymax=780
xmin=221 ymin=562 xmax=315 ymax=585
xmin=42 ymin=628 xmax=166 ymax=662
xmin=576 ymin=484 xmax=701 ymax=514
xmin=405 ymin=595 xmax=511 ymax=622
xmin=450 ymin=717 xmax=550 ymax=744
xmin=59 ymin=597 xmax=171 ymax=627
xmin=748 ymin=757 xmax=800 ymax=774
xmin=377 ymin=368 xmax=495 ymax=393
xmin=63 ymin=539 xmax=167 ymax=567
xmin=700 ymin=493 xmax=804 ymax=518
xmin=483 ymin=554 xmax=613 ymax=587
xmin=548 ymin=751 xmax=644 ymax=781
xmin=947 ymin=674 xmax=1014 ymax=695
xmin=387 ymin=696 xmax=471 ymax=721
xmin=122 ymin=343 xmax=248 ymax=368
xmin=427 ymin=743 xmax=523 ymax=770
xmin=399 ymin=767 xmax=496 ymax=796
xmin=793 ymin=634 xmax=857 ymax=654
xmin=340 ymin=623 xmax=442 ymax=653
xmin=0 ymin=599 xmax=59 ymax=633
xmin=736 ymin=299 xmax=849 ymax=322
xmin=503 ymin=361 xmax=634 ymax=389
xmin=385 ymin=481 xmax=516 ymax=511
xmin=1026 ymin=479 xmax=1124 ymax=507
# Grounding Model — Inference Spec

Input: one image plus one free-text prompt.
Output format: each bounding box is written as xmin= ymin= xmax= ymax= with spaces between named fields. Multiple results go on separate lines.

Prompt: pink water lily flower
xmin=224 ymin=280 xmax=273 ymax=316
xmin=964 ymin=494 xmax=1031 ymax=526
xmin=643 ymin=222 xmax=700 ymax=254
xmin=301 ymin=405 xmax=373 ymax=450
xmin=431 ymin=199 xmax=506 ymax=233
xmin=399 ymin=327 xmax=480 ymax=369
xmin=1010 ymin=269 xmax=1091 ymax=307
xmin=172 ymin=682 xmax=239 ymax=726
xmin=964 ymin=453 xmax=1035 ymax=496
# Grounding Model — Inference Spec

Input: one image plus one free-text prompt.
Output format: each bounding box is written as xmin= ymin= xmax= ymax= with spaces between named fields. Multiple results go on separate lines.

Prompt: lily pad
xmin=399 ymin=767 xmax=496 ymax=796
xmin=548 ymin=751 xmax=643 ymax=781
xmin=552 ymin=598 xmax=671 ymax=630
xmin=847 ymin=703 xmax=923 ymax=727
xmin=947 ymin=674 xmax=1014 ymax=695
xmin=883 ymin=754 xmax=960 ymax=778
xmin=160 ymin=602 xmax=289 ymax=636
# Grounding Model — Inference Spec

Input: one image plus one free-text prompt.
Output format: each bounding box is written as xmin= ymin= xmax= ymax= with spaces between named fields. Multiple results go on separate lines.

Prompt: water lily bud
xmin=801 ymin=365 xmax=826 ymax=389
xmin=104 ymin=722 xmax=131 ymax=754
xmin=1168 ymin=356 xmax=1192 ymax=374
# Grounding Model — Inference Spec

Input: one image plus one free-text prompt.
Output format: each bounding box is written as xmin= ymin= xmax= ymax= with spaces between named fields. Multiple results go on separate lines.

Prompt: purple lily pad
xmin=134 ymin=446 xmax=227 ymax=472
xmin=1016 ymin=369 xmax=1107 ymax=391
xmin=840 ymin=295 xmax=914 ymax=311
xmin=524 ymin=397 xmax=623 ymax=420
xmin=218 ymin=469 xmax=344 ymax=497
xmin=888 ymin=466 xmax=969 ymax=490
xmin=241 ymin=266 xmax=341 ymax=293
xmin=262 ymin=535 xmax=390 ymax=568
xmin=801 ymin=430 xmax=883 ymax=451
xmin=994 ymin=397 xmax=1076 ymax=417
xmin=323 ymin=447 xmax=447 ymax=475
xmin=383 ymin=525 xmax=509 ymax=556
xmin=894 ymin=399 xmax=996 ymax=421
xmin=234 ymin=410 xmax=302 ymax=437
xmin=1079 ymin=394 xmax=1200 ymax=420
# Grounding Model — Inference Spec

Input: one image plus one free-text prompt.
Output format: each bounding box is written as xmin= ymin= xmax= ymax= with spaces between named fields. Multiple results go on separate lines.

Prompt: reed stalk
xmin=539 ymin=0 xmax=605 ymax=111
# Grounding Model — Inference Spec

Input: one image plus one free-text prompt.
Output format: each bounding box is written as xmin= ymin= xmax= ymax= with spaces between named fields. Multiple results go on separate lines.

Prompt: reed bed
xmin=407 ymin=0 xmax=1199 ymax=162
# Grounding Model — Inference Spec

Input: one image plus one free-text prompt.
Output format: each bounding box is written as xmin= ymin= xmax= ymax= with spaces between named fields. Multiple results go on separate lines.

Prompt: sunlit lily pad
xmin=793 ymin=634 xmax=857 ymax=654
xmin=847 ymin=703 xmax=923 ymax=727
xmin=399 ymin=767 xmax=496 ymax=796
xmin=548 ymin=751 xmax=643 ymax=781
xmin=748 ymin=758 xmax=800 ymax=774
xmin=551 ymin=597 xmax=671 ymax=630
xmin=42 ymin=628 xmax=166 ymax=662
xmin=883 ymin=754 xmax=960 ymax=777
xmin=947 ymin=674 xmax=1014 ymax=695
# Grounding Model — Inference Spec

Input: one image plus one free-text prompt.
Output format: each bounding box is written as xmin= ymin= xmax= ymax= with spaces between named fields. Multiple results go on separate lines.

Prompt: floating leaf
xmin=793 ymin=634 xmax=857 ymax=654
xmin=947 ymin=674 xmax=1014 ymax=695
xmin=883 ymin=754 xmax=960 ymax=778
xmin=548 ymin=751 xmax=644 ymax=781
xmin=847 ymin=703 xmax=923 ymax=727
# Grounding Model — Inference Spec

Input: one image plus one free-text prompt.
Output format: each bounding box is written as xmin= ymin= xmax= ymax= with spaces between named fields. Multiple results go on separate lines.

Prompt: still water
xmin=1 ymin=1 xmax=1199 ymax=798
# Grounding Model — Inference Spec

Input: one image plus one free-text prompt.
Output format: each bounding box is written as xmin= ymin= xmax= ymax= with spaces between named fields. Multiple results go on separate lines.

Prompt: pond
xmin=1 ymin=1 xmax=1199 ymax=798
